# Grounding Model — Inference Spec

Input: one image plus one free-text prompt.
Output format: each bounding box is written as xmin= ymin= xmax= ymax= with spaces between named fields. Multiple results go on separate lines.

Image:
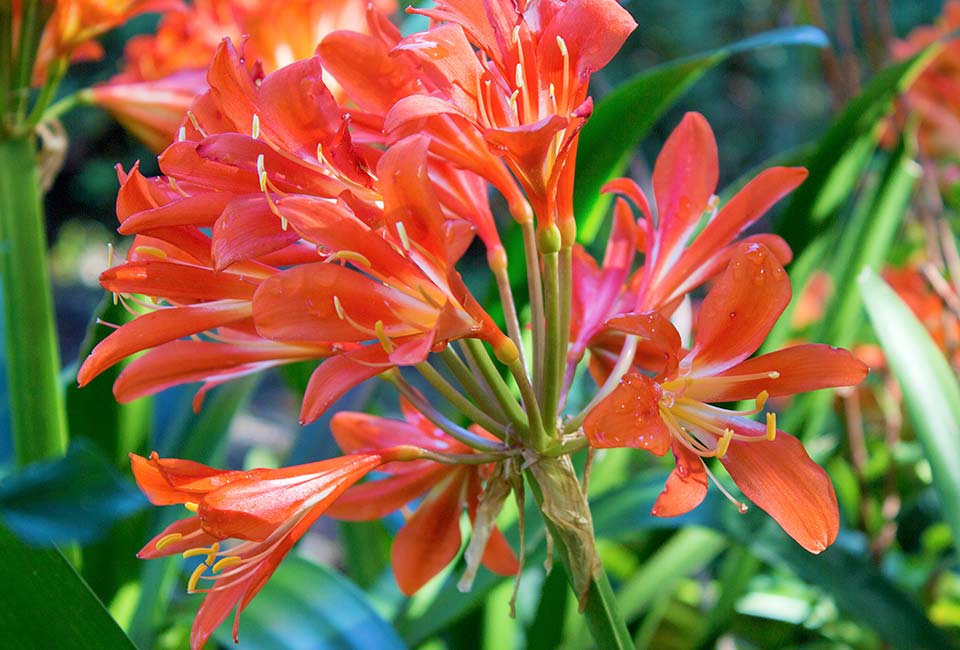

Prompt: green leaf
xmin=860 ymin=269 xmax=960 ymax=560
xmin=212 ymin=556 xmax=406 ymax=650
xmin=576 ymin=26 xmax=828 ymax=242
xmin=0 ymin=523 xmax=138 ymax=649
xmin=0 ymin=439 xmax=145 ymax=544
xmin=590 ymin=474 xmax=956 ymax=650
xmin=774 ymin=47 xmax=937 ymax=259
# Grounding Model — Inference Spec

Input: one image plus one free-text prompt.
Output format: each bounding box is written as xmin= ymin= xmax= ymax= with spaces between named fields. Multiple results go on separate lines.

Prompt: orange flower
xmin=584 ymin=244 xmax=868 ymax=552
xmin=132 ymin=448 xmax=413 ymax=649
xmin=892 ymin=1 xmax=960 ymax=158
xmin=30 ymin=0 xmax=181 ymax=80
xmin=326 ymin=401 xmax=519 ymax=594
xmin=385 ymin=0 xmax=636 ymax=229
xmin=91 ymin=0 xmax=396 ymax=151
xmin=81 ymin=40 xmax=513 ymax=422
xmin=570 ymin=112 xmax=805 ymax=384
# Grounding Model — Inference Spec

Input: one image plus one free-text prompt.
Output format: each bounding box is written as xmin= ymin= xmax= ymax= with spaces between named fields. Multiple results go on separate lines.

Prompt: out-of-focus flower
xmin=132 ymin=448 xmax=415 ymax=649
xmin=327 ymin=401 xmax=518 ymax=594
xmin=90 ymin=0 xmax=395 ymax=151
xmin=892 ymin=1 xmax=960 ymax=159
xmin=79 ymin=38 xmax=513 ymax=422
xmin=584 ymin=244 xmax=868 ymax=552
xmin=30 ymin=0 xmax=181 ymax=81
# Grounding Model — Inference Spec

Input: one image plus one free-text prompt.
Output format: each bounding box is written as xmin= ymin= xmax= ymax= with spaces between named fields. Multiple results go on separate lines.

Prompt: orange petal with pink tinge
xmin=583 ymin=373 xmax=671 ymax=454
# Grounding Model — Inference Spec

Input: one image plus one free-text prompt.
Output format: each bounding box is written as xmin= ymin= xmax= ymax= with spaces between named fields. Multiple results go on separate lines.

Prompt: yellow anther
xmin=715 ymin=429 xmax=734 ymax=458
xmin=187 ymin=562 xmax=208 ymax=593
xmin=395 ymin=221 xmax=411 ymax=251
xmin=212 ymin=556 xmax=244 ymax=574
xmin=515 ymin=63 xmax=524 ymax=89
xmin=754 ymin=390 xmax=769 ymax=410
xmin=257 ymin=154 xmax=267 ymax=193
xmin=511 ymin=25 xmax=520 ymax=44
xmin=508 ymin=89 xmax=520 ymax=111
xmin=766 ymin=412 xmax=777 ymax=441
xmin=106 ymin=242 xmax=115 ymax=267
xmin=556 ymin=35 xmax=568 ymax=57
xmin=333 ymin=295 xmax=345 ymax=320
xmin=767 ymin=371 xmax=781 ymax=379
xmin=329 ymin=250 xmax=371 ymax=267
xmin=133 ymin=245 xmax=167 ymax=260
xmin=177 ymin=125 xmax=186 ymax=142
xmin=184 ymin=501 xmax=199 ymax=513
xmin=186 ymin=110 xmax=205 ymax=137
xmin=182 ymin=542 xmax=220 ymax=566
xmin=251 ymin=114 xmax=261 ymax=140
xmin=155 ymin=533 xmax=183 ymax=552
xmin=374 ymin=320 xmax=395 ymax=353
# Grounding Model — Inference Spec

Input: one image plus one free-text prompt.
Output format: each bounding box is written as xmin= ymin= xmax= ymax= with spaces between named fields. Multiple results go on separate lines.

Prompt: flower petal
xmin=300 ymin=346 xmax=390 ymax=424
xmin=688 ymin=243 xmax=791 ymax=376
xmin=605 ymin=311 xmax=682 ymax=378
xmin=685 ymin=344 xmax=869 ymax=403
xmin=721 ymin=426 xmax=839 ymax=553
xmin=651 ymin=441 xmax=708 ymax=517
xmin=391 ymin=474 xmax=464 ymax=595
xmin=584 ymin=373 xmax=671 ymax=454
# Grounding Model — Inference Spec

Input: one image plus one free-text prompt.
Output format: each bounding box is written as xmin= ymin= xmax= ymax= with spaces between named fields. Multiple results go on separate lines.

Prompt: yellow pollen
xmin=212 ymin=556 xmax=244 ymax=573
xmin=754 ymin=390 xmax=769 ymax=410
xmin=133 ymin=245 xmax=167 ymax=259
xmin=766 ymin=412 xmax=777 ymax=441
xmin=251 ymin=114 xmax=261 ymax=139
xmin=556 ymin=35 xmax=568 ymax=57
xmin=333 ymin=295 xmax=345 ymax=320
xmin=257 ymin=154 xmax=267 ymax=192
xmin=187 ymin=562 xmax=208 ymax=593
xmin=154 ymin=533 xmax=183 ymax=552
xmin=395 ymin=221 xmax=411 ymax=251
xmin=768 ymin=371 xmax=780 ymax=379
xmin=375 ymin=320 xmax=395 ymax=353
xmin=715 ymin=428 xmax=734 ymax=458
xmin=329 ymin=250 xmax=371 ymax=267
xmin=186 ymin=111 xmax=202 ymax=136
xmin=182 ymin=541 xmax=221 ymax=565
xmin=177 ymin=126 xmax=186 ymax=142
xmin=184 ymin=501 xmax=199 ymax=513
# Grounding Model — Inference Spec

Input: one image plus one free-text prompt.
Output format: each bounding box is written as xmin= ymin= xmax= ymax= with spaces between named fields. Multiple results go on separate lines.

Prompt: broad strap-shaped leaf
xmin=576 ymin=26 xmax=828 ymax=242
xmin=860 ymin=268 xmax=960 ymax=561
xmin=0 ymin=524 xmax=139 ymax=650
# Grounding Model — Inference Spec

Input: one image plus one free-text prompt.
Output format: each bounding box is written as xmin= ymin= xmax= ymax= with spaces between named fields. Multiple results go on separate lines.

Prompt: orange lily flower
xmin=570 ymin=112 xmax=806 ymax=384
xmin=28 ymin=0 xmax=181 ymax=81
xmin=583 ymin=244 xmax=868 ymax=552
xmin=326 ymin=401 xmax=519 ymax=594
xmin=385 ymin=0 xmax=636 ymax=229
xmin=132 ymin=448 xmax=415 ymax=649
xmin=82 ymin=39 xmax=513 ymax=422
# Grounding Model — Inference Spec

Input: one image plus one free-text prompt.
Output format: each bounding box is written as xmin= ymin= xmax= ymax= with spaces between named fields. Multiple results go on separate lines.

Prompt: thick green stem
xmin=541 ymin=250 xmax=561 ymax=436
xmin=526 ymin=457 xmax=632 ymax=649
xmin=1 ymin=4 xmax=12 ymax=130
xmin=0 ymin=136 xmax=67 ymax=465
